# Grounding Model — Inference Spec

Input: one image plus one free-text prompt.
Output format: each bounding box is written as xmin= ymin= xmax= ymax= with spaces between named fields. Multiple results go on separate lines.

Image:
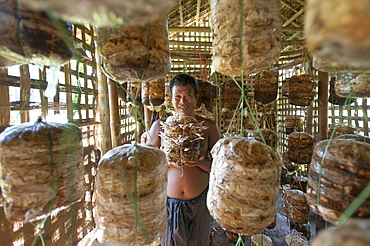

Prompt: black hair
xmin=169 ymin=74 xmax=198 ymax=96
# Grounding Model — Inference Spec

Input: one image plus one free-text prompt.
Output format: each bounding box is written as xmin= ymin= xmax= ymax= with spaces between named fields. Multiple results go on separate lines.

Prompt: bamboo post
xmin=64 ymin=63 xmax=74 ymax=121
xmin=362 ymin=98 xmax=369 ymax=136
xmin=136 ymin=103 xmax=144 ymax=141
xmin=108 ymin=80 xmax=121 ymax=147
xmin=0 ymin=68 xmax=10 ymax=127
xmin=39 ymin=66 xmax=48 ymax=120
xmin=317 ymin=71 xmax=329 ymax=141
xmin=97 ymin=65 xmax=112 ymax=154
xmin=316 ymin=71 xmax=329 ymax=233
xmin=306 ymin=60 xmax=314 ymax=135
xmin=143 ymin=106 xmax=153 ymax=132
xmin=306 ymin=104 xmax=313 ymax=135
xmin=19 ymin=65 xmax=30 ymax=122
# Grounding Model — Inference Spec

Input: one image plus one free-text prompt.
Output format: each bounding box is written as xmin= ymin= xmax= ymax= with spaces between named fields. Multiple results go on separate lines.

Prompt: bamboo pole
xmin=306 ymin=61 xmax=314 ymax=135
xmin=0 ymin=68 xmax=10 ymax=127
xmin=317 ymin=71 xmax=329 ymax=141
xmin=143 ymin=106 xmax=153 ymax=132
xmin=97 ymin=68 xmax=112 ymax=154
xmin=19 ymin=65 xmax=30 ymax=122
xmin=108 ymin=80 xmax=121 ymax=147
xmin=39 ymin=66 xmax=48 ymax=120
xmin=64 ymin=63 xmax=74 ymax=121
xmin=362 ymin=98 xmax=369 ymax=136
xmin=306 ymin=104 xmax=313 ymax=135
xmin=315 ymin=71 xmax=329 ymax=232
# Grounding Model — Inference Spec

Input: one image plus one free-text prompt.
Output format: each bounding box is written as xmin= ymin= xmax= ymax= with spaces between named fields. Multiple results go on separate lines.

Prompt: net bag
xmin=335 ymin=73 xmax=370 ymax=98
xmin=251 ymin=234 xmax=273 ymax=246
xmin=306 ymin=0 xmax=370 ymax=67
xmin=0 ymin=120 xmax=84 ymax=222
xmin=207 ymin=136 xmax=282 ymax=235
xmin=211 ymin=0 xmax=281 ymax=75
xmin=329 ymin=77 xmax=355 ymax=106
xmin=311 ymin=219 xmax=370 ymax=246
xmin=98 ymin=16 xmax=171 ymax=82
xmin=23 ymin=0 xmax=176 ymax=28
xmin=283 ymin=189 xmax=310 ymax=224
xmin=287 ymin=132 xmax=314 ymax=164
xmin=285 ymin=116 xmax=303 ymax=134
xmin=94 ymin=143 xmax=167 ymax=245
xmin=288 ymin=75 xmax=315 ymax=107
xmin=253 ymin=71 xmax=278 ymax=105
xmin=251 ymin=128 xmax=277 ymax=148
xmin=220 ymin=80 xmax=242 ymax=110
xmin=307 ymin=139 xmax=370 ymax=224
xmin=0 ymin=0 xmax=72 ymax=66
xmin=141 ymin=78 xmax=165 ymax=106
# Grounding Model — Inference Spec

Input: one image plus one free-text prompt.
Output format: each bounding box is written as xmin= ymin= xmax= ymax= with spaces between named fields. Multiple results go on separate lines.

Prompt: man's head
xmin=170 ymin=74 xmax=198 ymax=116
xmin=169 ymin=74 xmax=199 ymax=97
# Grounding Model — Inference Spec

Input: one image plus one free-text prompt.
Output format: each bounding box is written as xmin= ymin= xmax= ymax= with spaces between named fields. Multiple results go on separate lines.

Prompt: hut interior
xmin=0 ymin=0 xmax=369 ymax=245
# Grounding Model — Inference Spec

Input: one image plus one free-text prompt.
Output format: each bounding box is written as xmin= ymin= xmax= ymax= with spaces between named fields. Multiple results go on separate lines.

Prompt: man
xmin=149 ymin=74 xmax=221 ymax=246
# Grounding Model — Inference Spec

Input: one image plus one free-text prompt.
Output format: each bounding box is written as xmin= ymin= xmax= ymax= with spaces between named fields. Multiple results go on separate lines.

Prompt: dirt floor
xmin=209 ymin=191 xmax=316 ymax=246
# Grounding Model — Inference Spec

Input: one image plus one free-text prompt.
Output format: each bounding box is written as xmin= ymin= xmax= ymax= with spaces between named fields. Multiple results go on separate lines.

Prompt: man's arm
xmin=196 ymin=119 xmax=221 ymax=173
xmin=207 ymin=120 xmax=221 ymax=151
xmin=148 ymin=119 xmax=162 ymax=148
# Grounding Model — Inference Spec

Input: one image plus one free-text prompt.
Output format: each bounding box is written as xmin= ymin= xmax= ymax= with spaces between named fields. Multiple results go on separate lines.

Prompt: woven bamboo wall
xmin=0 ymin=24 xmax=135 ymax=246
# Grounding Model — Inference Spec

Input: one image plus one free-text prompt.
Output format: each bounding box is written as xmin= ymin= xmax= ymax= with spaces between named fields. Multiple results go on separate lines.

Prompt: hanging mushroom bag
xmin=207 ymin=136 xmax=282 ymax=235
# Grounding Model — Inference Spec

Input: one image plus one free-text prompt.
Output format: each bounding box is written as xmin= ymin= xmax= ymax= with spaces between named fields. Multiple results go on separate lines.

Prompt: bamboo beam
xmin=168 ymin=26 xmax=211 ymax=32
xmin=171 ymin=60 xmax=212 ymax=66
xmin=170 ymin=54 xmax=193 ymax=62
xmin=108 ymin=80 xmax=121 ymax=147
xmin=281 ymin=0 xmax=299 ymax=13
xmin=282 ymin=40 xmax=305 ymax=46
xmin=317 ymin=71 xmax=329 ymax=141
xmin=280 ymin=48 xmax=307 ymax=57
xmin=283 ymin=8 xmax=305 ymax=27
xmin=274 ymin=57 xmax=310 ymax=70
xmin=178 ymin=0 xmax=184 ymax=26
xmin=169 ymin=39 xmax=304 ymax=47
xmin=282 ymin=27 xmax=304 ymax=32
xmin=168 ymin=26 xmax=303 ymax=33
xmin=196 ymin=0 xmax=201 ymax=25
xmin=170 ymin=49 xmax=211 ymax=55
xmin=169 ymin=40 xmax=212 ymax=46
xmin=279 ymin=55 xmax=304 ymax=62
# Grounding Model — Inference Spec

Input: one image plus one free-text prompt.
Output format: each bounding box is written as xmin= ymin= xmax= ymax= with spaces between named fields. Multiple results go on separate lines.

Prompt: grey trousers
xmin=160 ymin=188 xmax=211 ymax=246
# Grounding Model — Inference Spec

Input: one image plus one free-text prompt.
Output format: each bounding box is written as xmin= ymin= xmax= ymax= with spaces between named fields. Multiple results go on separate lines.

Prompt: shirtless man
xmin=149 ymin=74 xmax=221 ymax=246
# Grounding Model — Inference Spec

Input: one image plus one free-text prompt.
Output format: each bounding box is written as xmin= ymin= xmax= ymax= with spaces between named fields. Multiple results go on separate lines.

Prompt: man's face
xmin=171 ymin=84 xmax=197 ymax=116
